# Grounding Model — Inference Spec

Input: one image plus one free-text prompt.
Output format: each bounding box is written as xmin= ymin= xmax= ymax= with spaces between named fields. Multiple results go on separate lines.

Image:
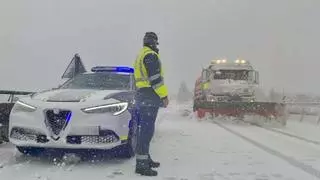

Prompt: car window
xmin=60 ymin=73 xmax=132 ymax=90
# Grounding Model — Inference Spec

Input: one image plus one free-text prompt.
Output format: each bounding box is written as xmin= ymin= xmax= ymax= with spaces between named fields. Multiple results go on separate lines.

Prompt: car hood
xmin=30 ymin=89 xmax=124 ymax=102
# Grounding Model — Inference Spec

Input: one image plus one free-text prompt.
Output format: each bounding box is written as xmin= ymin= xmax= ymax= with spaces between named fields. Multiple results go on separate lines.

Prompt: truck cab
xmin=200 ymin=59 xmax=259 ymax=102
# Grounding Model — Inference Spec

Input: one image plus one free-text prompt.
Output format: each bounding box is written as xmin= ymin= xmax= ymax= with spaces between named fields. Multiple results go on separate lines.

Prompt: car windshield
xmin=60 ymin=73 xmax=132 ymax=90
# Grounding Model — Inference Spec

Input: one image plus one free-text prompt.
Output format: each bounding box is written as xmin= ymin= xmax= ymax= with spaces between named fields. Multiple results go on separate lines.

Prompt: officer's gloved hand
xmin=161 ymin=97 xmax=169 ymax=108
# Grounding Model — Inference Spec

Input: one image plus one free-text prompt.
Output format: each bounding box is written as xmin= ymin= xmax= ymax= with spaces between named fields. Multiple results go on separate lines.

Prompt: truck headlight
xmin=14 ymin=101 xmax=37 ymax=112
xmin=81 ymin=102 xmax=128 ymax=115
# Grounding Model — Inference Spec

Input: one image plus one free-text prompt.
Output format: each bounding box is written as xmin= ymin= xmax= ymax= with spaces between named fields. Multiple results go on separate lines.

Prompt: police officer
xmin=133 ymin=32 xmax=169 ymax=176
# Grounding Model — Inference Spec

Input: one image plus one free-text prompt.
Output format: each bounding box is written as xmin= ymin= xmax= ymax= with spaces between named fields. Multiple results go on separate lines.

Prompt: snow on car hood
xmin=31 ymin=89 xmax=124 ymax=102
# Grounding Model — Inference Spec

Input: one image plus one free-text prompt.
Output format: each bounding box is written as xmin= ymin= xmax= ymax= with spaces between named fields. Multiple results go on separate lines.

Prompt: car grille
xmin=81 ymin=135 xmax=118 ymax=144
xmin=10 ymin=127 xmax=49 ymax=143
xmin=45 ymin=109 xmax=71 ymax=137
xmin=66 ymin=135 xmax=118 ymax=144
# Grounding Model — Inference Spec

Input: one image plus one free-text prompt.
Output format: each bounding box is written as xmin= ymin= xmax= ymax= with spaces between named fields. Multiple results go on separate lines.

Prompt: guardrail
xmin=285 ymin=102 xmax=320 ymax=124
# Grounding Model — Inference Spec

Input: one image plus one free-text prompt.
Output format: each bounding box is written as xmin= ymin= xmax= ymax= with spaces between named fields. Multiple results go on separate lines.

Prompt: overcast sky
xmin=1 ymin=0 xmax=320 ymax=95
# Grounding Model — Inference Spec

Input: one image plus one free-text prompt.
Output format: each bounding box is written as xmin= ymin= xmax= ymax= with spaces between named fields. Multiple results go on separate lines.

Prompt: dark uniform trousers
xmin=134 ymin=88 xmax=161 ymax=168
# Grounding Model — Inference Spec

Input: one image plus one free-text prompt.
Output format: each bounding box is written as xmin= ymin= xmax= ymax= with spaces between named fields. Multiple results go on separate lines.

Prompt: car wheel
xmin=128 ymin=120 xmax=138 ymax=155
xmin=0 ymin=127 xmax=9 ymax=143
xmin=116 ymin=120 xmax=137 ymax=158
xmin=16 ymin=146 xmax=45 ymax=156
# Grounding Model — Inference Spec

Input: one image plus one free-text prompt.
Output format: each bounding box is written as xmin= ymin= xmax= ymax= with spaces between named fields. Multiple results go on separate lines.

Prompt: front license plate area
xmin=69 ymin=126 xmax=100 ymax=136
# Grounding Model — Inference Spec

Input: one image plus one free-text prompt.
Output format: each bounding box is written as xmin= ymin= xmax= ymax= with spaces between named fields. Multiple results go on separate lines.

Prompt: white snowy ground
xmin=1 ymin=102 xmax=320 ymax=180
xmin=272 ymin=114 xmax=320 ymax=142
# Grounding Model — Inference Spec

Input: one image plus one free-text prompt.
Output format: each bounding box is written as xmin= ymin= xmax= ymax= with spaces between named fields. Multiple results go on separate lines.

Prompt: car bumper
xmin=10 ymin=137 xmax=123 ymax=149
xmin=9 ymin=105 xmax=133 ymax=150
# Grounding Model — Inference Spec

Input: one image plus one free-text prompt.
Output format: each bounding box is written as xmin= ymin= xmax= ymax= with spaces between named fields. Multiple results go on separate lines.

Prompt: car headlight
xmin=81 ymin=102 xmax=128 ymax=115
xmin=14 ymin=101 xmax=37 ymax=112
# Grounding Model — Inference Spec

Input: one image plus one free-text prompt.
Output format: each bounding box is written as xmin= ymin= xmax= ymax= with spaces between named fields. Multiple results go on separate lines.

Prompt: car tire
xmin=116 ymin=120 xmax=137 ymax=159
xmin=16 ymin=146 xmax=45 ymax=156
xmin=0 ymin=127 xmax=9 ymax=143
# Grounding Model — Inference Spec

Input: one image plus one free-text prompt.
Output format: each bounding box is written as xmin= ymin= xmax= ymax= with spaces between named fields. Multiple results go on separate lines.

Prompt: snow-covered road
xmin=1 ymin=104 xmax=320 ymax=180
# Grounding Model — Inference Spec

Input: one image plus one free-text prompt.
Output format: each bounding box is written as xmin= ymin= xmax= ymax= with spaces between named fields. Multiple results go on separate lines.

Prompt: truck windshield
xmin=60 ymin=73 xmax=132 ymax=90
xmin=213 ymin=70 xmax=249 ymax=81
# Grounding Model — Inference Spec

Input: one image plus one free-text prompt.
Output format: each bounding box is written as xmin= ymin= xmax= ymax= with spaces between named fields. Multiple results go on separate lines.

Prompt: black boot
xmin=135 ymin=159 xmax=158 ymax=176
xmin=148 ymin=156 xmax=160 ymax=168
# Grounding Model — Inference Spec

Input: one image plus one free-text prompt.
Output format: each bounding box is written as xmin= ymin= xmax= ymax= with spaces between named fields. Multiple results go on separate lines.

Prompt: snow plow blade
xmin=194 ymin=101 xmax=288 ymax=127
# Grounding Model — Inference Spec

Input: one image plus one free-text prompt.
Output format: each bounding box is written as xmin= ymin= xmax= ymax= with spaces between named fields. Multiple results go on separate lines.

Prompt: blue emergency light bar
xmin=91 ymin=66 xmax=134 ymax=73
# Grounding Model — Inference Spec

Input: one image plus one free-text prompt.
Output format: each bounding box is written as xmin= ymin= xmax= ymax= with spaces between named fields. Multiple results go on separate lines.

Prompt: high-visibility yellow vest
xmin=133 ymin=46 xmax=168 ymax=98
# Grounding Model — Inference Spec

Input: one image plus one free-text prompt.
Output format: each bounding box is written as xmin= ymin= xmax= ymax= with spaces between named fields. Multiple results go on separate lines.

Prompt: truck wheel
xmin=193 ymin=105 xmax=197 ymax=112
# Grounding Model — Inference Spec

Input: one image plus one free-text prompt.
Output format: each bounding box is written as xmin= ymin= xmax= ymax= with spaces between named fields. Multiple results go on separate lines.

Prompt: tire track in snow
xmin=213 ymin=120 xmax=320 ymax=180
xmin=253 ymin=124 xmax=320 ymax=146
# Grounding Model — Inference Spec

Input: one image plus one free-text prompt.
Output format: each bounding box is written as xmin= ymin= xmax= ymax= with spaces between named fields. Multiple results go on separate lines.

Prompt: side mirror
xmin=201 ymin=69 xmax=208 ymax=82
xmin=254 ymin=71 xmax=259 ymax=84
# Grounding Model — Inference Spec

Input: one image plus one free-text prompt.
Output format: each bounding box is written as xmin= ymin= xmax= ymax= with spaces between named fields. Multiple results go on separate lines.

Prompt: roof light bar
xmin=91 ymin=66 xmax=134 ymax=73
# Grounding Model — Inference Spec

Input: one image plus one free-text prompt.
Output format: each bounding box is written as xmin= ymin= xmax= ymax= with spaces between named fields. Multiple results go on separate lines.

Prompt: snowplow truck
xmin=193 ymin=59 xmax=287 ymax=126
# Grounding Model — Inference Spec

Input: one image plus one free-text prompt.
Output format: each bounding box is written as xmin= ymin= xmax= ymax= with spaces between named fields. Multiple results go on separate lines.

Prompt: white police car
xmin=8 ymin=66 xmax=138 ymax=157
